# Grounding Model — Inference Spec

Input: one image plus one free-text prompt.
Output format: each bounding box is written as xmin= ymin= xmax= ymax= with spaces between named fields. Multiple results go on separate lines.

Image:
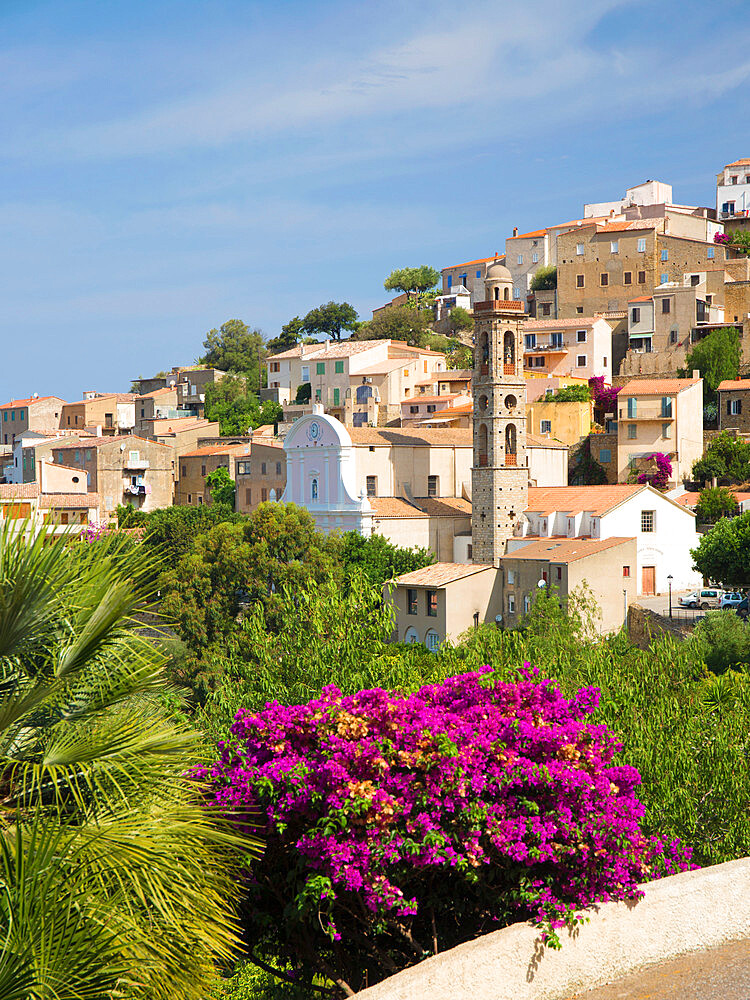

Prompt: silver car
xmin=679 ymin=589 xmax=723 ymax=610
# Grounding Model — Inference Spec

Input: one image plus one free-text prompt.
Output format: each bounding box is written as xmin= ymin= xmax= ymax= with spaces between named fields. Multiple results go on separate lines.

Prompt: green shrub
xmin=690 ymin=610 xmax=750 ymax=673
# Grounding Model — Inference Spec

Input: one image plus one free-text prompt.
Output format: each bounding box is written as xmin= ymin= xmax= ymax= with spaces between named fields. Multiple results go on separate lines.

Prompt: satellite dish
xmin=537 ymin=579 xmax=547 ymax=588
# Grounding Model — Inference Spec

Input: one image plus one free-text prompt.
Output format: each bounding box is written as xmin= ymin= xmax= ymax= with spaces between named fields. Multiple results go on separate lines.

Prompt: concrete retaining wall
xmin=354 ymin=857 xmax=750 ymax=999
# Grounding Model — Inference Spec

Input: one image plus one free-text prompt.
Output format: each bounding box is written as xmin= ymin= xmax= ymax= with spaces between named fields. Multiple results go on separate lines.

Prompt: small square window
xmin=600 ymin=272 xmax=609 ymax=286
xmin=632 ymin=307 xmax=640 ymax=323
xmin=427 ymin=590 xmax=438 ymax=617
xmin=662 ymin=298 xmax=671 ymax=314
xmin=707 ymin=246 xmax=715 ymax=259
xmin=407 ymin=589 xmax=418 ymax=615
xmin=577 ymin=330 xmax=587 ymax=343
xmin=599 ymin=448 xmax=611 ymax=463
xmin=507 ymin=594 xmax=515 ymax=614
xmin=641 ymin=510 xmax=655 ymax=532
xmin=623 ymin=566 xmax=630 ymax=578
xmin=576 ymin=274 xmax=584 ymax=288
xmin=540 ymin=419 xmax=552 ymax=433
xmin=576 ymin=306 xmax=584 ymax=314
xmin=624 ymin=271 xmax=632 ymax=284
xmin=576 ymin=243 xmax=584 ymax=255
xmin=637 ymin=238 xmax=646 ymax=252
xmin=661 ymin=249 xmax=668 ymax=261
xmin=660 ymin=273 xmax=668 ymax=285
xmin=628 ymin=423 xmax=637 ymax=439
xmin=427 ymin=475 xmax=438 ymax=497
xmin=366 ymin=475 xmax=377 ymax=497
xmin=576 ymin=355 xmax=587 ymax=367
xmin=662 ymin=423 xmax=671 ymax=439
xmin=638 ymin=270 xmax=646 ymax=284
xmin=542 ymin=303 xmax=551 ymax=316
xmin=532 ymin=252 xmax=539 ymax=263
xmin=517 ymin=254 xmax=523 ymax=265
xmin=476 ymin=269 xmax=481 ymax=279
xmin=507 ymin=569 xmax=515 ymax=585
xmin=610 ymin=241 xmax=619 ymax=253
xmin=556 ymin=566 xmax=562 ymax=580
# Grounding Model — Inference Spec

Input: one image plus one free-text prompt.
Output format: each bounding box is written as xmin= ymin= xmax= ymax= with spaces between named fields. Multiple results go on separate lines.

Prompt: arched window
xmin=503 ymin=331 xmax=515 ymax=365
xmin=356 ymin=384 xmax=372 ymax=404
xmin=404 ymin=626 xmax=419 ymax=644
xmin=505 ymin=424 xmax=517 ymax=466
xmin=477 ymin=332 xmax=489 ymax=374
xmin=425 ymin=630 xmax=440 ymax=652
xmin=311 ymin=478 xmax=319 ymax=501
xmin=478 ymin=423 xmax=488 ymax=466
xmin=494 ymin=285 xmax=500 ymax=301
xmin=504 ymin=394 xmax=517 ymax=410
xmin=504 ymin=287 xmax=510 ymax=300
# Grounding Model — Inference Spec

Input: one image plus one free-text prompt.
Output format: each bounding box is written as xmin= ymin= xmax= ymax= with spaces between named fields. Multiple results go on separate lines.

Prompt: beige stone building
xmin=400 ymin=393 xmax=472 ymax=426
xmin=717 ymin=379 xmax=750 ymax=433
xmin=0 ymin=480 xmax=100 ymax=534
xmin=616 ymin=376 xmax=703 ymax=485
xmin=176 ymin=443 xmax=250 ymax=506
xmin=557 ymin=221 xmax=725 ymax=320
xmin=60 ymin=393 xmax=136 ymax=436
xmin=234 ymin=441 xmax=286 ymax=513
xmin=134 ymin=366 xmax=225 ymax=419
xmin=51 ymin=435 xmax=175 ymax=522
xmin=0 ymin=396 xmax=67 ymax=448
xmin=267 ymin=339 xmax=447 ymax=427
xmin=440 ymin=255 xmax=505 ymax=307
xmin=500 ymin=536 xmax=637 ymax=634
xmin=391 ymin=563 xmax=502 ymax=647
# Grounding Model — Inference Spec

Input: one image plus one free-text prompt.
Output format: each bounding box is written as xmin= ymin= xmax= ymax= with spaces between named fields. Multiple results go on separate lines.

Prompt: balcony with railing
xmin=524 ymin=338 xmax=568 ymax=355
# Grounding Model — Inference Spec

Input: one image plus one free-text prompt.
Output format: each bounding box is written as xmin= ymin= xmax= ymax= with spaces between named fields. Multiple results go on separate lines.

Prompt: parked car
xmin=735 ymin=597 xmax=749 ymax=620
xmin=678 ymin=589 xmax=723 ymax=610
xmin=720 ymin=592 xmax=745 ymax=610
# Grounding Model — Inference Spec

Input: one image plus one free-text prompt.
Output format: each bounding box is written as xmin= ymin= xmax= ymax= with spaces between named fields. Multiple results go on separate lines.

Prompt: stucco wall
xmin=354 ymin=857 xmax=750 ymax=1000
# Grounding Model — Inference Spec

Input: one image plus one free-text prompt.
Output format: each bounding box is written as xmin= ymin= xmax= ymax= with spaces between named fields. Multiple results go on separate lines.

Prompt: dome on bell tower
xmin=484 ymin=260 xmax=513 ymax=302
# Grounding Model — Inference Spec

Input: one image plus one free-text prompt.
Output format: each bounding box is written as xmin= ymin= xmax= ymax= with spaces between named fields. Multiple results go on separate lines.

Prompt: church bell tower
xmin=471 ymin=261 xmax=528 ymax=566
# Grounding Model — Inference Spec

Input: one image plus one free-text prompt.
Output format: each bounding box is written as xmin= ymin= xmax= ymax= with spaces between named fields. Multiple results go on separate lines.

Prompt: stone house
xmin=234 ymin=442 xmax=286 ymax=514
xmin=51 ymin=435 xmax=175 ymax=522
xmin=717 ymin=379 xmax=750 ymax=433
xmin=523 ymin=316 xmax=613 ymax=383
xmin=176 ymin=443 xmax=250 ymax=506
xmin=0 ymin=395 xmax=67 ymax=448
xmin=440 ymin=256 xmax=505 ymax=307
xmin=60 ymin=393 xmax=136 ymax=436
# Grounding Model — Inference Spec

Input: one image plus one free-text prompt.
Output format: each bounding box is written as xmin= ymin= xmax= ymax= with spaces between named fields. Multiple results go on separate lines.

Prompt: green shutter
xmin=333 ymin=388 xmax=340 ymax=406
xmin=335 ymin=360 xmax=344 ymax=374
xmin=316 ymin=362 xmax=325 ymax=375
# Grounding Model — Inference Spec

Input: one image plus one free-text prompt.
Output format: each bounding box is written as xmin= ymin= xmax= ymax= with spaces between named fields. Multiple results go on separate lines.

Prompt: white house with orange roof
xmin=400 ymin=392 xmax=472 ymax=426
xmin=616 ymin=375 xmax=703 ymax=485
xmin=717 ymin=159 xmax=750 ymax=219
xmin=508 ymin=483 xmax=702 ymax=596
xmin=522 ymin=315 xmax=613 ymax=383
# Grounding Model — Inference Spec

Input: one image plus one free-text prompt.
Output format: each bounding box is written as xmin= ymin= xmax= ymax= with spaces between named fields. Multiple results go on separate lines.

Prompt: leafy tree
xmin=200 ymin=319 xmax=266 ymax=392
xmin=0 ymin=521 xmax=252 ymax=999
xmin=266 ymin=316 xmax=305 ymax=355
xmin=204 ymin=374 xmax=282 ymax=435
xmin=445 ymin=305 xmax=473 ymax=336
xmin=695 ymin=486 xmax=740 ymax=523
xmin=384 ymin=265 xmax=440 ymax=305
xmin=206 ymin=465 xmax=236 ymax=508
xmin=551 ymin=384 xmax=591 ymax=402
xmin=295 ymin=382 xmax=311 ymax=403
xmin=691 ymin=510 xmax=750 ymax=588
xmin=159 ymin=502 xmax=341 ymax=654
xmin=690 ymin=611 xmax=750 ymax=673
xmin=692 ymin=431 xmax=750 ymax=484
xmin=682 ymin=327 xmax=741 ymax=403
xmin=354 ymin=305 xmax=433 ymax=346
xmin=569 ymin=438 xmax=608 ymax=485
xmin=139 ymin=503 xmax=244 ymax=564
xmin=530 ymin=265 xmax=557 ymax=291
xmin=301 ymin=302 xmax=358 ymax=342
xmin=334 ymin=531 xmax=435 ymax=586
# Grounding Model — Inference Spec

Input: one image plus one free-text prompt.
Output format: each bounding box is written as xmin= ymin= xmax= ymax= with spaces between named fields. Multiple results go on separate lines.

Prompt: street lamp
xmin=667 ymin=574 xmax=674 ymax=619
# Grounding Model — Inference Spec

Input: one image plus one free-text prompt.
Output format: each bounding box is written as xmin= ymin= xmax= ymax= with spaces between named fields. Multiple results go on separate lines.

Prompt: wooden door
xmin=642 ymin=565 xmax=656 ymax=596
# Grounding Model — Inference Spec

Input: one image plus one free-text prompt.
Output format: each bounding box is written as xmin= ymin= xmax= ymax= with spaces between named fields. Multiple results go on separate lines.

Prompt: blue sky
xmin=2 ymin=0 xmax=749 ymax=400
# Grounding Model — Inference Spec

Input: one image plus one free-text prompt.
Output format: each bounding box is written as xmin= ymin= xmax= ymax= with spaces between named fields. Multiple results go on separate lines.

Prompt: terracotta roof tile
xmin=401 ymin=393 xmax=463 ymax=405
xmin=505 ymin=536 xmax=635 ymax=563
xmin=0 ymin=396 xmax=64 ymax=409
xmin=38 ymin=492 xmax=100 ymax=509
xmin=349 ymin=427 xmax=472 ymax=446
xmin=523 ymin=317 xmax=602 ymax=330
xmin=525 ymin=485 xmax=645 ymax=516
xmin=180 ymin=444 xmax=251 ymax=457
xmin=0 ymin=483 xmax=39 ymax=499
xmin=620 ymin=377 xmax=701 ymax=395
xmin=717 ymin=380 xmax=750 ymax=392
xmin=506 ymin=229 xmax=547 ymax=240
xmin=370 ymin=497 xmax=472 ymax=518
xmin=442 ymin=255 xmax=504 ymax=271
xmin=394 ymin=563 xmax=495 ymax=587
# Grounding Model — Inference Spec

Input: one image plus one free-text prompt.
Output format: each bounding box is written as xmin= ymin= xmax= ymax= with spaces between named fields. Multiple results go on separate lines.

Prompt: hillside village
xmin=3 ymin=160 xmax=750 ymax=641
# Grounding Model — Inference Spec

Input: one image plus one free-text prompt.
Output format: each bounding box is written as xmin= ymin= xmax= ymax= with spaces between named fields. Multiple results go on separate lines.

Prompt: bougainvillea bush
xmin=208 ymin=668 xmax=692 ymax=997
xmin=589 ymin=375 xmax=621 ymax=414
xmin=636 ymin=452 xmax=673 ymax=490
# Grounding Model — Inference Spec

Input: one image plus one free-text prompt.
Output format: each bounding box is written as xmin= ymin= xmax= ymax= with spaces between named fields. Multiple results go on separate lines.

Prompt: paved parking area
xmin=571 ymin=938 xmax=750 ymax=999
xmin=633 ymin=590 xmax=694 ymax=618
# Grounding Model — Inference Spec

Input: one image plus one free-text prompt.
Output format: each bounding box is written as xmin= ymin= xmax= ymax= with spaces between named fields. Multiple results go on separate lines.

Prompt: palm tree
xmin=0 ymin=519 xmax=260 ymax=999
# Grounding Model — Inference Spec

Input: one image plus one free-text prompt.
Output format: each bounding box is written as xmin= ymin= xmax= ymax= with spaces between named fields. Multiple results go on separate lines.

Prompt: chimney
xmin=324 ymin=340 xmax=330 ymax=353
xmin=512 ymin=228 xmax=518 ymax=237
xmin=312 ymin=402 xmax=324 ymax=415
xmin=301 ymin=343 xmax=307 ymax=359
xmin=692 ymin=369 xmax=700 ymax=379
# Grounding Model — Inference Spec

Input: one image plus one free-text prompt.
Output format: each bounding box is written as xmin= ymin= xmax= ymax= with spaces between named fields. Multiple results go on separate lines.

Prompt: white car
xmin=678 ymin=589 xmax=723 ymax=610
